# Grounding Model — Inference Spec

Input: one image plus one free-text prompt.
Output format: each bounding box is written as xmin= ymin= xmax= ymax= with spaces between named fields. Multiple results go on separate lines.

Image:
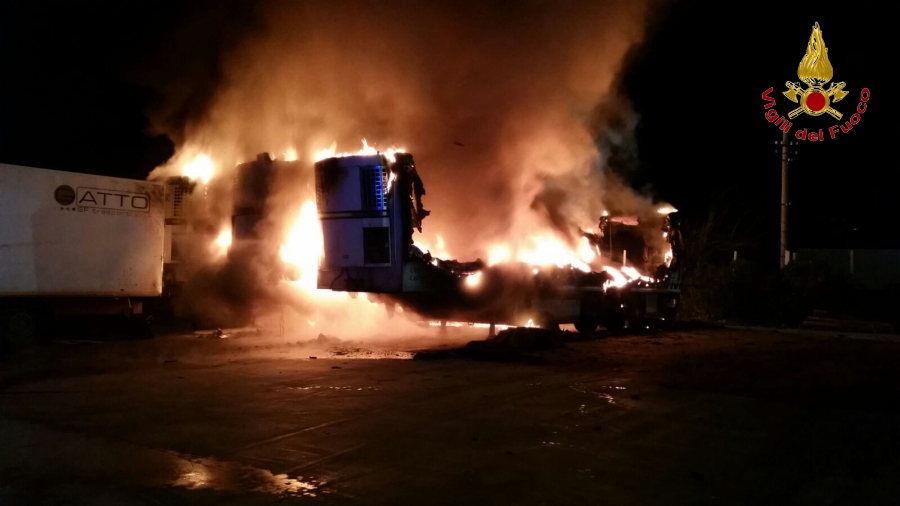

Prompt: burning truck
xmin=301 ymin=150 xmax=682 ymax=333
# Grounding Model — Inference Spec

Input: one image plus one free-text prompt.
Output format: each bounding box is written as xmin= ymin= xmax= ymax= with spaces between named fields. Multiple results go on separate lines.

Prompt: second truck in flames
xmin=311 ymin=150 xmax=681 ymax=332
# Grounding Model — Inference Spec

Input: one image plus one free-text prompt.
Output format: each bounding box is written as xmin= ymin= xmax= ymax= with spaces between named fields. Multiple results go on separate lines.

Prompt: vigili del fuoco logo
xmin=761 ymin=22 xmax=870 ymax=142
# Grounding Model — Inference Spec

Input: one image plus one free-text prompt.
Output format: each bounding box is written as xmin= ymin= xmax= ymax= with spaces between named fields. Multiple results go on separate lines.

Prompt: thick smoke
xmin=146 ymin=0 xmax=668 ymax=329
xmin=149 ymin=0 xmax=663 ymax=248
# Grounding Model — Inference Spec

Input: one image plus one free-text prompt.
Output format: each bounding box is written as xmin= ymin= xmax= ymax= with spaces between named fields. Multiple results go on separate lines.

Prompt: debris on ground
xmin=413 ymin=327 xmax=570 ymax=362
xmin=308 ymin=333 xmax=341 ymax=345
xmin=197 ymin=328 xmax=228 ymax=339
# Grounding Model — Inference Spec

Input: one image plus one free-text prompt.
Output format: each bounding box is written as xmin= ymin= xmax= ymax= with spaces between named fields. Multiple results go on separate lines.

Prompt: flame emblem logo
xmin=783 ymin=22 xmax=849 ymax=120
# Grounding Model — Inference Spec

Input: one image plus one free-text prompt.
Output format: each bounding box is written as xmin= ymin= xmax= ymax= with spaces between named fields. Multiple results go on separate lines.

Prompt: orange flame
xmin=182 ymin=153 xmax=215 ymax=185
xmin=313 ymin=139 xmax=406 ymax=163
xmin=213 ymin=228 xmax=232 ymax=257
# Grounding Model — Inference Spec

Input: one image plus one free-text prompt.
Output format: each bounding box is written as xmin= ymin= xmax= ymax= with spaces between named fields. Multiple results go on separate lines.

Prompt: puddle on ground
xmin=284 ymin=385 xmax=380 ymax=392
xmin=172 ymin=455 xmax=331 ymax=497
xmin=569 ymin=383 xmax=623 ymax=404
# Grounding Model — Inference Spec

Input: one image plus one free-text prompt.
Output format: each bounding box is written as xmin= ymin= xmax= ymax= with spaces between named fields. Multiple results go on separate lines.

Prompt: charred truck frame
xmin=312 ymin=152 xmax=682 ymax=333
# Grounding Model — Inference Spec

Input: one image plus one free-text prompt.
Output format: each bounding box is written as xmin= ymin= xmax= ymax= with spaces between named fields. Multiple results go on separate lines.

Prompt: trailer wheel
xmin=536 ymin=313 xmax=560 ymax=331
xmin=574 ymin=319 xmax=598 ymax=334
xmin=600 ymin=310 xmax=626 ymax=333
xmin=2 ymin=305 xmax=38 ymax=349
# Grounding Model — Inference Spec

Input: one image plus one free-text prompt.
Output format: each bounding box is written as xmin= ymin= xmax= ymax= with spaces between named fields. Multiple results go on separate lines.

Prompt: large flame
xmin=798 ymin=22 xmax=833 ymax=86
xmin=414 ymin=235 xmax=451 ymax=259
xmin=279 ymin=200 xmax=353 ymax=302
xmin=280 ymin=201 xmax=321 ymax=290
xmin=182 ymin=153 xmax=215 ymax=185
xmin=487 ymin=235 xmax=594 ymax=272
xmin=313 ymin=139 xmax=406 ymax=163
xmin=213 ymin=228 xmax=232 ymax=258
xmin=602 ymin=265 xmax=628 ymax=290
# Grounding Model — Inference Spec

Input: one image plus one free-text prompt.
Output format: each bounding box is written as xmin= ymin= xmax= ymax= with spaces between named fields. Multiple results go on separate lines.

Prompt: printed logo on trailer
xmin=54 ymin=184 xmax=151 ymax=216
xmin=761 ymin=22 xmax=870 ymax=142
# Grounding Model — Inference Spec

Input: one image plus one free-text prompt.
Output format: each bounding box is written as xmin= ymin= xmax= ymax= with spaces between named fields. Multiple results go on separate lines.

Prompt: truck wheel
xmin=2 ymin=306 xmax=38 ymax=349
xmin=574 ymin=319 xmax=598 ymax=334
xmin=601 ymin=311 xmax=626 ymax=333
xmin=537 ymin=313 xmax=560 ymax=331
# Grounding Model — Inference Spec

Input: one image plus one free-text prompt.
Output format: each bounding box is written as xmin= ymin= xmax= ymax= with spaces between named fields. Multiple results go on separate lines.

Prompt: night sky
xmin=0 ymin=0 xmax=892 ymax=259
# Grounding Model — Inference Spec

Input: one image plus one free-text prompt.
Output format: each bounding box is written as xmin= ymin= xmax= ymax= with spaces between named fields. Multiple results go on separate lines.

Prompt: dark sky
xmin=0 ymin=0 xmax=892 ymax=256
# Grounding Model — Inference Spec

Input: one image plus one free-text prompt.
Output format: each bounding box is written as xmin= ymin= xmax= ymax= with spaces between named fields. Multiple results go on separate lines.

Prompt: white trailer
xmin=0 ymin=163 xmax=167 ymax=346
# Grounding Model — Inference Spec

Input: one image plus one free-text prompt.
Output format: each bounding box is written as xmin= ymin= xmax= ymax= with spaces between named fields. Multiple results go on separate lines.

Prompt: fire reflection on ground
xmin=173 ymin=456 xmax=327 ymax=497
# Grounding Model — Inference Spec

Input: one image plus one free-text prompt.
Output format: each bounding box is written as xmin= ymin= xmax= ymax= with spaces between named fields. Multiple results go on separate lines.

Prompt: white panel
xmin=0 ymin=164 xmax=165 ymax=296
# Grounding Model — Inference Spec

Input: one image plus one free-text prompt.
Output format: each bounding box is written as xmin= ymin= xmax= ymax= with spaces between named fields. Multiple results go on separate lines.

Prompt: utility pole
xmin=776 ymin=132 xmax=796 ymax=269
xmin=780 ymin=130 xmax=788 ymax=268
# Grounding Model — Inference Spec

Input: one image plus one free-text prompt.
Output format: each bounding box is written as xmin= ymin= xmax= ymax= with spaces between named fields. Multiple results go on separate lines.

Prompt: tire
xmin=574 ymin=319 xmax=598 ymax=334
xmin=2 ymin=304 xmax=39 ymax=350
xmin=537 ymin=313 xmax=560 ymax=331
xmin=601 ymin=310 xmax=626 ymax=332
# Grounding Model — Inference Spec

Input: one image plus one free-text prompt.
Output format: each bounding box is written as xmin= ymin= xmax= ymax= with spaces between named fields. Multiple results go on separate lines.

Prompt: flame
xmin=602 ymin=266 xmax=628 ymax=290
xmin=283 ymin=148 xmax=298 ymax=162
xmin=314 ymin=142 xmax=338 ymax=162
xmin=486 ymin=234 xmax=599 ymax=272
xmin=415 ymin=235 xmax=450 ymax=259
xmin=427 ymin=321 xmax=514 ymax=331
xmin=621 ymin=266 xmax=653 ymax=283
xmin=798 ymin=22 xmax=833 ymax=86
xmin=488 ymin=245 xmax=511 ymax=265
xmin=515 ymin=235 xmax=593 ymax=272
xmin=314 ymin=139 xmax=405 ymax=163
xmin=465 ymin=271 xmax=482 ymax=288
xmin=657 ymin=206 xmax=678 ymax=214
xmin=213 ymin=228 xmax=232 ymax=257
xmin=387 ymin=170 xmax=397 ymax=189
xmin=279 ymin=200 xmax=346 ymax=298
xmin=663 ymin=230 xmax=672 ymax=267
xmin=577 ymin=236 xmax=596 ymax=264
xmin=182 ymin=154 xmax=214 ymax=185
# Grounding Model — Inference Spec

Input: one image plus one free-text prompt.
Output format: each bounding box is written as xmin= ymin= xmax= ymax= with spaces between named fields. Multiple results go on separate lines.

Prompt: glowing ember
xmin=283 ymin=148 xmax=298 ymax=161
xmin=182 ymin=154 xmax=214 ymax=185
xmin=465 ymin=271 xmax=482 ymax=288
xmin=427 ymin=321 xmax=514 ymax=331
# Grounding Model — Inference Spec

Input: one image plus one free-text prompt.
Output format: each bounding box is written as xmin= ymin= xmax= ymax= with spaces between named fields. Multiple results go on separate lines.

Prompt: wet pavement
xmin=3 ymin=327 xmax=900 ymax=505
